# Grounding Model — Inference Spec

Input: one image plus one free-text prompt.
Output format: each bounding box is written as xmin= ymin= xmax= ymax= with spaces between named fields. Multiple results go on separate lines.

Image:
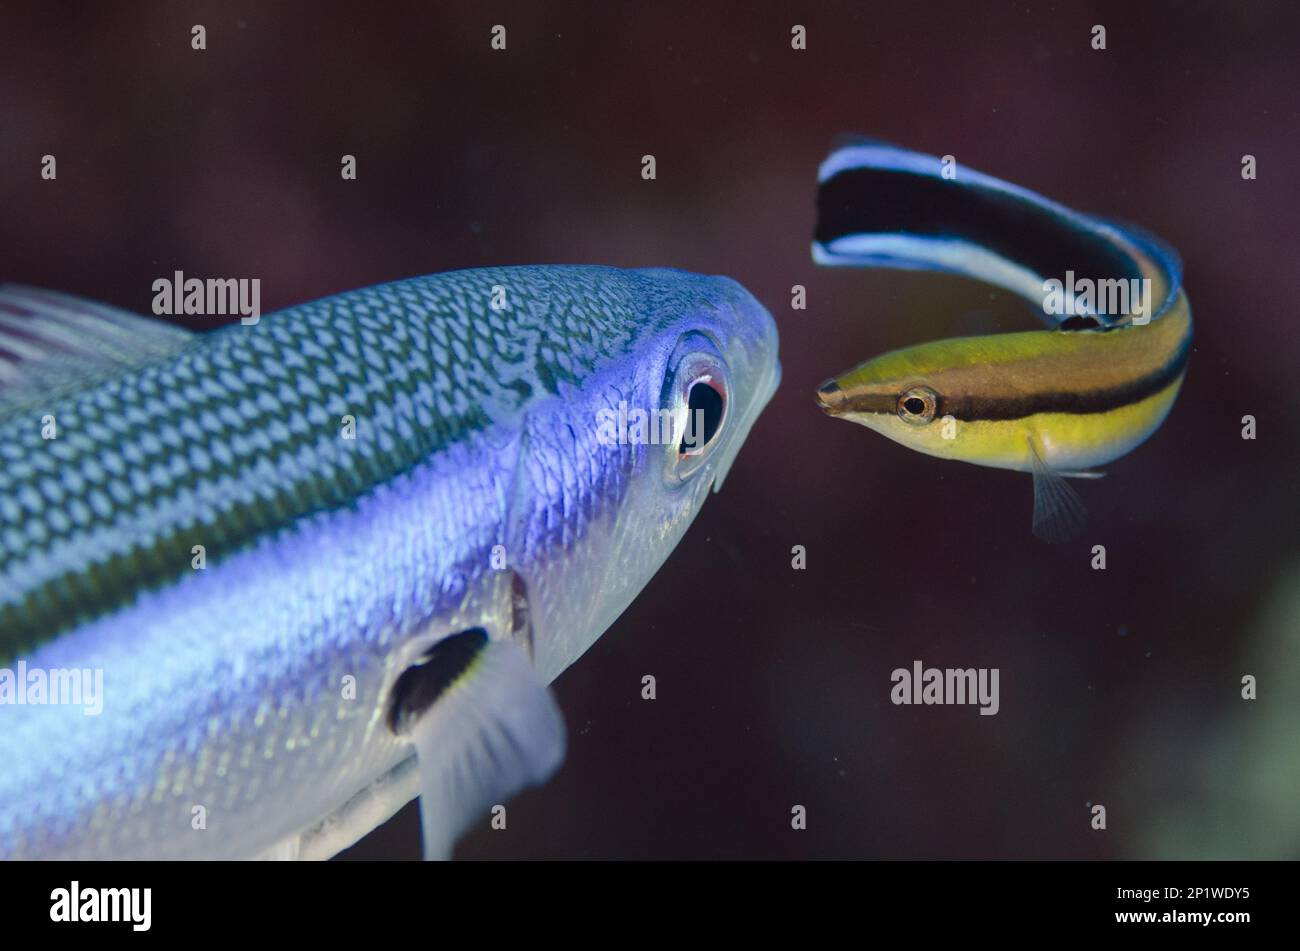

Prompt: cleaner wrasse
xmin=0 ymin=267 xmax=780 ymax=858
xmin=812 ymin=142 xmax=1191 ymax=541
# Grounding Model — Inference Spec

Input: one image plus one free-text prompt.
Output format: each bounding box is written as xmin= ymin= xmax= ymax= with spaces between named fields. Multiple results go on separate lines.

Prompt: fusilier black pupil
xmin=904 ymin=397 xmax=925 ymax=415
xmin=683 ymin=381 xmax=724 ymax=452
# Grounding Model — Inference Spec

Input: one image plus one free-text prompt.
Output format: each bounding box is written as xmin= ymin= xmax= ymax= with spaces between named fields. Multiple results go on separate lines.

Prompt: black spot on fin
xmin=399 ymin=638 xmax=565 ymax=859
xmin=388 ymin=628 xmax=488 ymax=734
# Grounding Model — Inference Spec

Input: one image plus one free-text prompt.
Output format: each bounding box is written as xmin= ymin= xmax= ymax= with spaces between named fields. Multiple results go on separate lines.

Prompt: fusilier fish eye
xmin=681 ymin=377 xmax=726 ymax=454
xmin=661 ymin=333 xmax=731 ymax=484
xmin=897 ymin=385 xmax=938 ymax=425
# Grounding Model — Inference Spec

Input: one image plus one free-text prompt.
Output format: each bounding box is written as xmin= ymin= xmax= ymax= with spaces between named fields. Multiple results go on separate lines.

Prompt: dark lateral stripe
xmin=816 ymin=167 xmax=1142 ymax=290
xmin=955 ymin=331 xmax=1191 ymax=421
xmin=846 ymin=333 xmax=1191 ymax=422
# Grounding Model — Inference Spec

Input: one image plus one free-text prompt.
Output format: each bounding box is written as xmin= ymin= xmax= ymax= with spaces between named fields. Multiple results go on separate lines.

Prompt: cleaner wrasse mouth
xmin=816 ymin=376 xmax=902 ymax=418
xmin=815 ymin=378 xmax=843 ymax=413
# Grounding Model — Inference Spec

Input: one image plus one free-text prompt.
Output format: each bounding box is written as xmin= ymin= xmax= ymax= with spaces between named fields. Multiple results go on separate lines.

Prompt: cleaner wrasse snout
xmin=814 ymin=378 xmax=846 ymax=413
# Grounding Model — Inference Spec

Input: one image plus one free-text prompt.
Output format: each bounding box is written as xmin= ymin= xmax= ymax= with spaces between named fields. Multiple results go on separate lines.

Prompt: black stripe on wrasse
xmin=944 ymin=339 xmax=1189 ymax=420
xmin=829 ymin=331 xmax=1191 ymax=423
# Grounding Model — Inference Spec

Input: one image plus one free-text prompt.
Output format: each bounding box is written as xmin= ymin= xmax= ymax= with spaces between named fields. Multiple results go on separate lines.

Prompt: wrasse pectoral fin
xmin=1027 ymin=437 xmax=1088 ymax=543
xmin=390 ymin=630 xmax=565 ymax=860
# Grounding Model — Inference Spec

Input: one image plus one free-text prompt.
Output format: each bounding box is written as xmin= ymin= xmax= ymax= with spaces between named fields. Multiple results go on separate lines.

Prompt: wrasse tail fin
xmin=1028 ymin=437 xmax=1088 ymax=543
xmin=812 ymin=140 xmax=1178 ymax=328
xmin=390 ymin=630 xmax=565 ymax=860
xmin=0 ymin=285 xmax=194 ymax=415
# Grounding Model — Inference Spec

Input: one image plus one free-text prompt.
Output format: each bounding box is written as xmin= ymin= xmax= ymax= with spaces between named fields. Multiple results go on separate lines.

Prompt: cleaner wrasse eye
xmin=812 ymin=141 xmax=1191 ymax=542
xmin=0 ymin=267 xmax=780 ymax=859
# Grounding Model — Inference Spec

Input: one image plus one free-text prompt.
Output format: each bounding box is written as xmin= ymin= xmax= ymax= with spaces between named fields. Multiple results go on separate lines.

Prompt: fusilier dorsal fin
xmin=0 ymin=284 xmax=195 ymax=414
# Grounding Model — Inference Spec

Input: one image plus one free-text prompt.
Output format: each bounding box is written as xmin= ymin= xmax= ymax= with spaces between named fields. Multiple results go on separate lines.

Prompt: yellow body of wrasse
xmin=812 ymin=141 xmax=1191 ymax=541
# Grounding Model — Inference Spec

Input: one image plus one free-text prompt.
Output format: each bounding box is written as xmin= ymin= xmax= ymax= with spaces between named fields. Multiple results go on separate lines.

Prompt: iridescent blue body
xmin=0 ymin=267 xmax=780 ymax=858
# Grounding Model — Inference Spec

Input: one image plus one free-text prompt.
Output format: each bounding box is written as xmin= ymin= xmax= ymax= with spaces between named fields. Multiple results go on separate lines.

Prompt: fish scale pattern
xmin=0 ymin=265 xmax=724 ymax=659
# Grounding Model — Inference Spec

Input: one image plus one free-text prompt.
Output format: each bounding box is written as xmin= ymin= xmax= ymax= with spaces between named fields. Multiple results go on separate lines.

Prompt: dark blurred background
xmin=2 ymin=1 xmax=1297 ymax=859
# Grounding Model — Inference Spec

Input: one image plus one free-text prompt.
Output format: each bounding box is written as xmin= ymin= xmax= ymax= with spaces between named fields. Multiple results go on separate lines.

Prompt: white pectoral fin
xmin=400 ymin=636 xmax=566 ymax=860
xmin=1027 ymin=438 xmax=1088 ymax=543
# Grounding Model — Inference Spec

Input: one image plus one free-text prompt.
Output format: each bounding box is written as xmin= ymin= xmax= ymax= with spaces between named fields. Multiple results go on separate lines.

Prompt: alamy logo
xmin=595 ymin=402 xmax=708 ymax=451
xmin=50 ymin=882 xmax=151 ymax=931
xmin=1042 ymin=271 xmax=1152 ymax=325
xmin=0 ymin=661 xmax=103 ymax=716
xmin=152 ymin=270 xmax=261 ymax=325
xmin=890 ymin=660 xmax=999 ymax=715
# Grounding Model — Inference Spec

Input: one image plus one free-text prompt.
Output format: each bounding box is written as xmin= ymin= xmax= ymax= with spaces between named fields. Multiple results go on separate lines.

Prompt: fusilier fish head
xmin=502 ymin=267 xmax=781 ymax=683
xmin=0 ymin=266 xmax=779 ymax=860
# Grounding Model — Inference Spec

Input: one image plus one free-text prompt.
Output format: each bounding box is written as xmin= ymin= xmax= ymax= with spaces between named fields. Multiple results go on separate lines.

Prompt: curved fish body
xmin=0 ymin=267 xmax=780 ymax=858
xmin=812 ymin=142 xmax=1191 ymax=540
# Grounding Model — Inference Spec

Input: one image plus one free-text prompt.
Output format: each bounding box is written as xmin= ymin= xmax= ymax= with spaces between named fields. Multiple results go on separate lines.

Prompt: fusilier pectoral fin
xmin=1027 ymin=437 xmax=1088 ymax=543
xmin=390 ymin=630 xmax=566 ymax=860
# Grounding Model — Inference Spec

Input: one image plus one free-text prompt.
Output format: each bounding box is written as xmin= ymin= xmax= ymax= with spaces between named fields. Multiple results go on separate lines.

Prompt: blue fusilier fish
xmin=813 ymin=142 xmax=1191 ymax=541
xmin=0 ymin=268 xmax=780 ymax=859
